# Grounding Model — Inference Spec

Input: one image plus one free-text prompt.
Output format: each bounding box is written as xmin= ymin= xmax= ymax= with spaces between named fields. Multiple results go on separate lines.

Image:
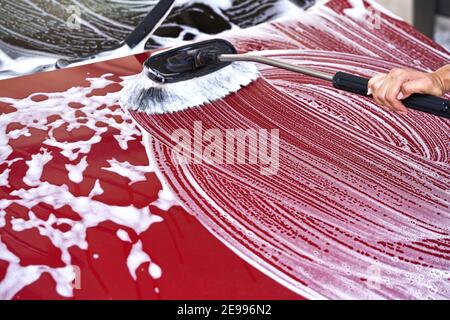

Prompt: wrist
xmin=433 ymin=65 xmax=450 ymax=94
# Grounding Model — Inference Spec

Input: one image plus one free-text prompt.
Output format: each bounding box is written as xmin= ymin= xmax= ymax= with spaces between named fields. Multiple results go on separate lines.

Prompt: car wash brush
xmin=119 ymin=39 xmax=450 ymax=118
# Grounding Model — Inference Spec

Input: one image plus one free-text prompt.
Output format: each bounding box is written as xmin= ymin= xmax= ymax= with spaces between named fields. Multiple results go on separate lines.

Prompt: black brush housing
xmin=143 ymin=39 xmax=237 ymax=83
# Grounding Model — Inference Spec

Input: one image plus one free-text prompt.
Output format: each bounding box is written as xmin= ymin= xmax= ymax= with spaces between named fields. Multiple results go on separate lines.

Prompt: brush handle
xmin=220 ymin=54 xmax=334 ymax=81
xmin=222 ymin=55 xmax=450 ymax=118
xmin=332 ymin=72 xmax=450 ymax=119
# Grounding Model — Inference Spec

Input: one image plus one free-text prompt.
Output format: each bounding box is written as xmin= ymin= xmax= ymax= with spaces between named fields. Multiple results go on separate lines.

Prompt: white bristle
xmin=119 ymin=62 xmax=260 ymax=114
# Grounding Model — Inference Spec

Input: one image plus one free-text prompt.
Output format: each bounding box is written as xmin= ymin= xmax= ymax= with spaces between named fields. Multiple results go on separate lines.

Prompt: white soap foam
xmin=0 ymin=237 xmax=76 ymax=299
xmin=0 ymin=74 xmax=168 ymax=298
xmin=23 ymin=148 xmax=53 ymax=186
xmin=102 ymin=158 xmax=153 ymax=185
xmin=65 ymin=156 xmax=88 ymax=184
xmin=116 ymin=229 xmax=132 ymax=243
xmin=88 ymin=179 xmax=104 ymax=198
xmin=0 ymin=210 xmax=6 ymax=228
xmin=0 ymin=168 xmax=10 ymax=187
xmin=126 ymin=240 xmax=162 ymax=281
xmin=343 ymin=0 xmax=367 ymax=21
xmin=149 ymin=262 xmax=162 ymax=279
xmin=151 ymin=182 xmax=178 ymax=211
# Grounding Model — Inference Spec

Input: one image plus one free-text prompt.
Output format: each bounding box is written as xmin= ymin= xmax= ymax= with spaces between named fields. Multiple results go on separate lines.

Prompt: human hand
xmin=368 ymin=67 xmax=448 ymax=113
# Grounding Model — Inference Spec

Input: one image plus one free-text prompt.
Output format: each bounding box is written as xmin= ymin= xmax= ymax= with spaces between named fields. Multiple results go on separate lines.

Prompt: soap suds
xmin=116 ymin=229 xmax=132 ymax=242
xmin=0 ymin=237 xmax=76 ymax=299
xmin=88 ymin=179 xmax=104 ymax=198
xmin=151 ymin=182 xmax=178 ymax=211
xmin=0 ymin=168 xmax=10 ymax=187
xmin=23 ymin=148 xmax=53 ymax=186
xmin=126 ymin=240 xmax=162 ymax=281
xmin=343 ymin=0 xmax=367 ymax=21
xmin=102 ymin=158 xmax=153 ymax=185
xmin=65 ymin=156 xmax=88 ymax=184
xmin=0 ymin=73 xmax=166 ymax=299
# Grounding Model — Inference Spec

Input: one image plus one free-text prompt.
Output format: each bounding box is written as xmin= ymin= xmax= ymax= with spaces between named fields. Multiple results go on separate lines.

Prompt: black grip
xmin=332 ymin=71 xmax=450 ymax=119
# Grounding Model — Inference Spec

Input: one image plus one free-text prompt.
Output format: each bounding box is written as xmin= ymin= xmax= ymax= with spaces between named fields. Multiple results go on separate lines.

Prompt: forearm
xmin=433 ymin=64 xmax=450 ymax=94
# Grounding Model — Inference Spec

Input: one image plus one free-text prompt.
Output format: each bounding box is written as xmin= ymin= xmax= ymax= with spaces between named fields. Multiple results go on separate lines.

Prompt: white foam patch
xmin=10 ymin=182 xmax=163 ymax=260
xmin=0 ymin=74 xmax=141 ymax=165
xmin=102 ymin=158 xmax=153 ymax=185
xmin=23 ymin=148 xmax=53 ymax=186
xmin=0 ymin=73 xmax=171 ymax=299
xmin=0 ymin=200 xmax=10 ymax=228
xmin=344 ymin=0 xmax=367 ymax=21
xmin=149 ymin=262 xmax=162 ymax=279
xmin=119 ymin=61 xmax=260 ymax=114
xmin=88 ymin=179 xmax=104 ymax=198
xmin=0 ymin=168 xmax=10 ymax=187
xmin=0 ymin=56 xmax=58 ymax=80
xmin=151 ymin=182 xmax=178 ymax=211
xmin=366 ymin=0 xmax=404 ymax=21
xmin=116 ymin=229 xmax=132 ymax=242
xmin=126 ymin=240 xmax=162 ymax=280
xmin=0 ymin=210 xmax=6 ymax=228
xmin=0 ymin=237 xmax=77 ymax=299
xmin=65 ymin=156 xmax=88 ymax=184
xmin=7 ymin=127 xmax=30 ymax=139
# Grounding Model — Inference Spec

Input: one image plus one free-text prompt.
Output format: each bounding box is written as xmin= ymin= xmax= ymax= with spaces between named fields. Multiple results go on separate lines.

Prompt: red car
xmin=0 ymin=0 xmax=449 ymax=300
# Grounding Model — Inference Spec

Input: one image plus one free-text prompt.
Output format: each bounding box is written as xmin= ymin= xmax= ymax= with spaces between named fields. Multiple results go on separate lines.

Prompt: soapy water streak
xmin=131 ymin=2 xmax=450 ymax=299
xmin=0 ymin=0 xmax=312 ymax=299
xmin=136 ymin=50 xmax=450 ymax=300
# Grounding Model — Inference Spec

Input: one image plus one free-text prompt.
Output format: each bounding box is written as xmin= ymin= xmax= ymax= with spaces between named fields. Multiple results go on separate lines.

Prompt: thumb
xmin=400 ymin=78 xmax=432 ymax=99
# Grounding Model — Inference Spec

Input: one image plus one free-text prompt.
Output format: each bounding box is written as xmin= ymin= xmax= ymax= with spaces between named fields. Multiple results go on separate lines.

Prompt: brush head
xmin=120 ymin=61 xmax=259 ymax=114
xmin=143 ymin=39 xmax=237 ymax=84
xmin=120 ymin=39 xmax=260 ymax=114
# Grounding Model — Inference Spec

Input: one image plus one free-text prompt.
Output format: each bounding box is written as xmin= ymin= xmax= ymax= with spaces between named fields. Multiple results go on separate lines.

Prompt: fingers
xmin=401 ymin=75 xmax=442 ymax=98
xmin=368 ymin=68 xmax=445 ymax=114
xmin=368 ymin=68 xmax=440 ymax=113
xmin=383 ymin=75 xmax=408 ymax=113
xmin=368 ymin=68 xmax=417 ymax=113
xmin=369 ymin=72 xmax=406 ymax=112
